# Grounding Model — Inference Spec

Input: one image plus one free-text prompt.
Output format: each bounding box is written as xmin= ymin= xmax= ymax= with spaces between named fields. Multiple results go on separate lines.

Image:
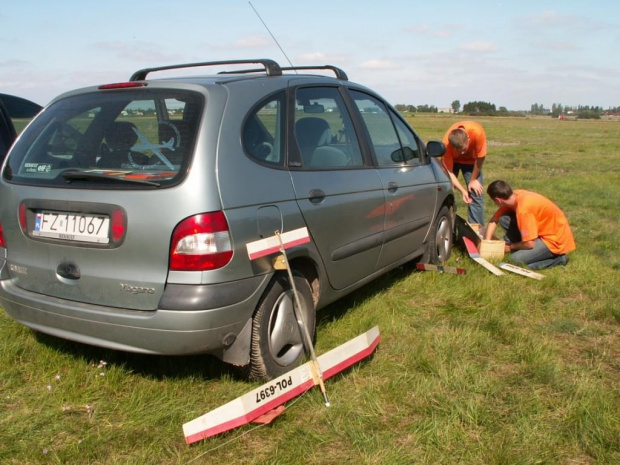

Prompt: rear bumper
xmin=0 ymin=274 xmax=270 ymax=356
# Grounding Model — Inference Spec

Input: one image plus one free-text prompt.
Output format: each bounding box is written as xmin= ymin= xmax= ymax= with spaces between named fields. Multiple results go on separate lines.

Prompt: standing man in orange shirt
xmin=485 ymin=180 xmax=576 ymax=269
xmin=442 ymin=120 xmax=487 ymax=225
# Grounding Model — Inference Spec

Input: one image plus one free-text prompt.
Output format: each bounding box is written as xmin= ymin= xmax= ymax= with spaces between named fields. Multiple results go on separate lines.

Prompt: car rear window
xmin=2 ymin=89 xmax=203 ymax=188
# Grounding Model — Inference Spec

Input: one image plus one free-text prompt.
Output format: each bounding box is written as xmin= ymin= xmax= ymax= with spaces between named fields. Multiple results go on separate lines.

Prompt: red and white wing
xmin=183 ymin=326 xmax=381 ymax=444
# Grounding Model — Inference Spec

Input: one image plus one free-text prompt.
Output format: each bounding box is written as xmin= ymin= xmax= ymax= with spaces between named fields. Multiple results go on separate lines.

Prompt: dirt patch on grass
xmin=488 ymin=141 xmax=520 ymax=146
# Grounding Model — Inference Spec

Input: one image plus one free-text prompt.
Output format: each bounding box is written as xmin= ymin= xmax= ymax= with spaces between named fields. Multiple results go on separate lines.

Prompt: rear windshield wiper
xmin=61 ymin=170 xmax=161 ymax=187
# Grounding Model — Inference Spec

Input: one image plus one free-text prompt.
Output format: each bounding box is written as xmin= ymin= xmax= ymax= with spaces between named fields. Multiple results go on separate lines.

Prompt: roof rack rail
xmin=218 ymin=65 xmax=348 ymax=81
xmin=282 ymin=66 xmax=348 ymax=81
xmin=129 ymin=59 xmax=282 ymax=81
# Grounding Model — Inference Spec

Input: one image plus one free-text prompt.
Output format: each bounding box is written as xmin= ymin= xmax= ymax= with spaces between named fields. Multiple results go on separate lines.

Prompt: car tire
xmin=250 ymin=272 xmax=315 ymax=380
xmin=422 ymin=206 xmax=453 ymax=264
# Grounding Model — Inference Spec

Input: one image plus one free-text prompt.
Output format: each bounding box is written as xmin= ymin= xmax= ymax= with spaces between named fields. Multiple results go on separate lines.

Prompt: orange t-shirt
xmin=441 ymin=120 xmax=487 ymax=170
xmin=491 ymin=190 xmax=576 ymax=254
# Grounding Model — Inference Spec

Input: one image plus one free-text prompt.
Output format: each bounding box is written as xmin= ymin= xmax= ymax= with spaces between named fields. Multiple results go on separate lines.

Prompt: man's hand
xmin=468 ymin=178 xmax=483 ymax=196
xmin=461 ymin=190 xmax=473 ymax=204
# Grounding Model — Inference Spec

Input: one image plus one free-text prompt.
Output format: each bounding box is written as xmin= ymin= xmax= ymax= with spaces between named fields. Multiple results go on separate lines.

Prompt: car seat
xmin=295 ymin=117 xmax=332 ymax=166
xmin=97 ymin=121 xmax=139 ymax=168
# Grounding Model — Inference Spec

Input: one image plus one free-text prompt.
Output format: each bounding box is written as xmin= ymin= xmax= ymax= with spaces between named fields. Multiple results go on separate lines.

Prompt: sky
xmin=1 ymin=0 xmax=618 ymax=111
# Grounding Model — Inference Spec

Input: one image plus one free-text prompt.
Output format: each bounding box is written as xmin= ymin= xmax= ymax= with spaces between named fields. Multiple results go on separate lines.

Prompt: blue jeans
xmin=453 ymin=163 xmax=484 ymax=226
xmin=498 ymin=213 xmax=569 ymax=270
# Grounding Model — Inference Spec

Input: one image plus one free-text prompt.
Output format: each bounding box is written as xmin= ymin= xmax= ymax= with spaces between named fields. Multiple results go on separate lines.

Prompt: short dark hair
xmin=487 ymin=180 xmax=513 ymax=200
xmin=448 ymin=128 xmax=468 ymax=151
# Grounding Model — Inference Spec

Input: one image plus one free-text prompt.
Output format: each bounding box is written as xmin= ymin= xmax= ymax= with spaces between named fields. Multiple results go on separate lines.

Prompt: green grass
xmin=2 ymin=114 xmax=619 ymax=464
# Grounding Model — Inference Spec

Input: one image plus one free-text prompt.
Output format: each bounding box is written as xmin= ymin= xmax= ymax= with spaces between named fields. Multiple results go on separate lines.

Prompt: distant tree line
xmin=458 ymin=101 xmax=517 ymax=116
xmin=394 ymin=104 xmax=438 ymax=113
xmin=395 ymin=100 xmax=619 ymax=119
xmin=530 ymin=103 xmax=620 ymax=119
xmin=395 ymin=101 xmax=520 ymax=116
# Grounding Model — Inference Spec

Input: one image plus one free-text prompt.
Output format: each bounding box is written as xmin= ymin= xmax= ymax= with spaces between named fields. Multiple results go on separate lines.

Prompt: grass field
xmin=2 ymin=114 xmax=619 ymax=464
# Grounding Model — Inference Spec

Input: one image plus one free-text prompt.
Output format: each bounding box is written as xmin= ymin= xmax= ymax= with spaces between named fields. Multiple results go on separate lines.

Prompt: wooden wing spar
xmin=183 ymin=326 xmax=381 ymax=445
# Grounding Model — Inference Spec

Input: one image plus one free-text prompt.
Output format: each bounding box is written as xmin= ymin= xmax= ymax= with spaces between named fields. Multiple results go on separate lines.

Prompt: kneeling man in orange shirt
xmin=485 ymin=180 xmax=576 ymax=270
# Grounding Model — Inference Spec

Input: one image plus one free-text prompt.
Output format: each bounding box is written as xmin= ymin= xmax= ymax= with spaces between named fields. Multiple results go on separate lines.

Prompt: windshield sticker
xmin=23 ymin=163 xmax=52 ymax=173
xmin=130 ymin=123 xmax=178 ymax=170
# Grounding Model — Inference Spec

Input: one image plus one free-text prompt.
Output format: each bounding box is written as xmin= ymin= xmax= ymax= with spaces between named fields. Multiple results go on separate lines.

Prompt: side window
xmin=243 ymin=93 xmax=284 ymax=165
xmin=391 ymin=111 xmax=422 ymax=165
xmin=294 ymin=87 xmax=363 ymax=168
xmin=350 ymin=91 xmax=420 ymax=166
xmin=164 ymin=98 xmax=186 ymax=121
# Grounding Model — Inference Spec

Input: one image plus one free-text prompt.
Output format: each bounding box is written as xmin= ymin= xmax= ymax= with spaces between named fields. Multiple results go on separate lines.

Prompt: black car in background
xmin=0 ymin=93 xmax=42 ymax=162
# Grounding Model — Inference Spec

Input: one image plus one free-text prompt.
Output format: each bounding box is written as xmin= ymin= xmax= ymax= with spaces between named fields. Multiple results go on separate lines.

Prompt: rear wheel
xmin=422 ymin=206 xmax=453 ymax=264
xmin=250 ymin=273 xmax=315 ymax=380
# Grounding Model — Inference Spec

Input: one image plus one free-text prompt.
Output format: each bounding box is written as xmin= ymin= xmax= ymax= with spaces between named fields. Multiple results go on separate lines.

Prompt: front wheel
xmin=422 ymin=206 xmax=453 ymax=264
xmin=249 ymin=273 xmax=315 ymax=380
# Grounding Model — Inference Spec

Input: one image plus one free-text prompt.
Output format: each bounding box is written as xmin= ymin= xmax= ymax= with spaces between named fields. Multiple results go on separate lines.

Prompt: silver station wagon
xmin=0 ymin=59 xmax=454 ymax=379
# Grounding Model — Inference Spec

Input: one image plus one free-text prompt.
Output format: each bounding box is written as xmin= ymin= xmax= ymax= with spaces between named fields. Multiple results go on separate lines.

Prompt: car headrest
xmin=105 ymin=122 xmax=139 ymax=151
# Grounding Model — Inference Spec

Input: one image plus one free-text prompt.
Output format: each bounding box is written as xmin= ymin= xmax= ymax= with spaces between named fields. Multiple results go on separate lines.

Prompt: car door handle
xmin=387 ymin=181 xmax=398 ymax=193
xmin=308 ymin=189 xmax=326 ymax=203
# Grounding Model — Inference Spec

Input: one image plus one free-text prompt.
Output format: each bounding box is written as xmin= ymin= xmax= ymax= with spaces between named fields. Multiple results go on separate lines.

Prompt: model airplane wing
xmin=462 ymin=237 xmax=504 ymax=276
xmin=499 ymin=262 xmax=545 ymax=280
xmin=183 ymin=325 xmax=381 ymax=444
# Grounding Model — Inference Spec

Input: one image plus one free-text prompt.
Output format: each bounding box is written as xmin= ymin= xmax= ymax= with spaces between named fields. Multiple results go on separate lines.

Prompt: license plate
xmin=33 ymin=211 xmax=110 ymax=244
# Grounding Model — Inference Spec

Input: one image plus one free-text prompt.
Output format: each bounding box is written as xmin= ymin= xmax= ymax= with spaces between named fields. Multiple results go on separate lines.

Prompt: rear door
xmin=288 ymin=86 xmax=385 ymax=290
xmin=348 ymin=90 xmax=438 ymax=269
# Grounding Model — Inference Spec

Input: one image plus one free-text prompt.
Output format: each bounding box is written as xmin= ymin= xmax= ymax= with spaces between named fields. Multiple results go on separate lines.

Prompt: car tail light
xmin=0 ymin=221 xmax=5 ymax=248
xmin=98 ymin=82 xmax=147 ymax=90
xmin=111 ymin=209 xmax=126 ymax=243
xmin=170 ymin=212 xmax=233 ymax=271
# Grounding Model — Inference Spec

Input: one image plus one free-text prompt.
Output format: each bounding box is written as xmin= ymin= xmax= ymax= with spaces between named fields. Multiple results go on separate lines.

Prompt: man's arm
xmin=484 ymin=216 xmax=498 ymax=240
xmin=504 ymin=240 xmax=536 ymax=253
xmin=448 ymin=171 xmax=473 ymax=204
xmin=485 ymin=211 xmax=536 ymax=251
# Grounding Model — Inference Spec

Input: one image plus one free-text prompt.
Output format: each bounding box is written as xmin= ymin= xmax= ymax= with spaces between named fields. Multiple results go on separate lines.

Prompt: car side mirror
xmin=426 ymin=141 xmax=446 ymax=158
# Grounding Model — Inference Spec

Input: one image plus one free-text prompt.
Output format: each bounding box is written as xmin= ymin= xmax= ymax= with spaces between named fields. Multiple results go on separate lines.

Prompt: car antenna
xmin=248 ymin=1 xmax=297 ymax=73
